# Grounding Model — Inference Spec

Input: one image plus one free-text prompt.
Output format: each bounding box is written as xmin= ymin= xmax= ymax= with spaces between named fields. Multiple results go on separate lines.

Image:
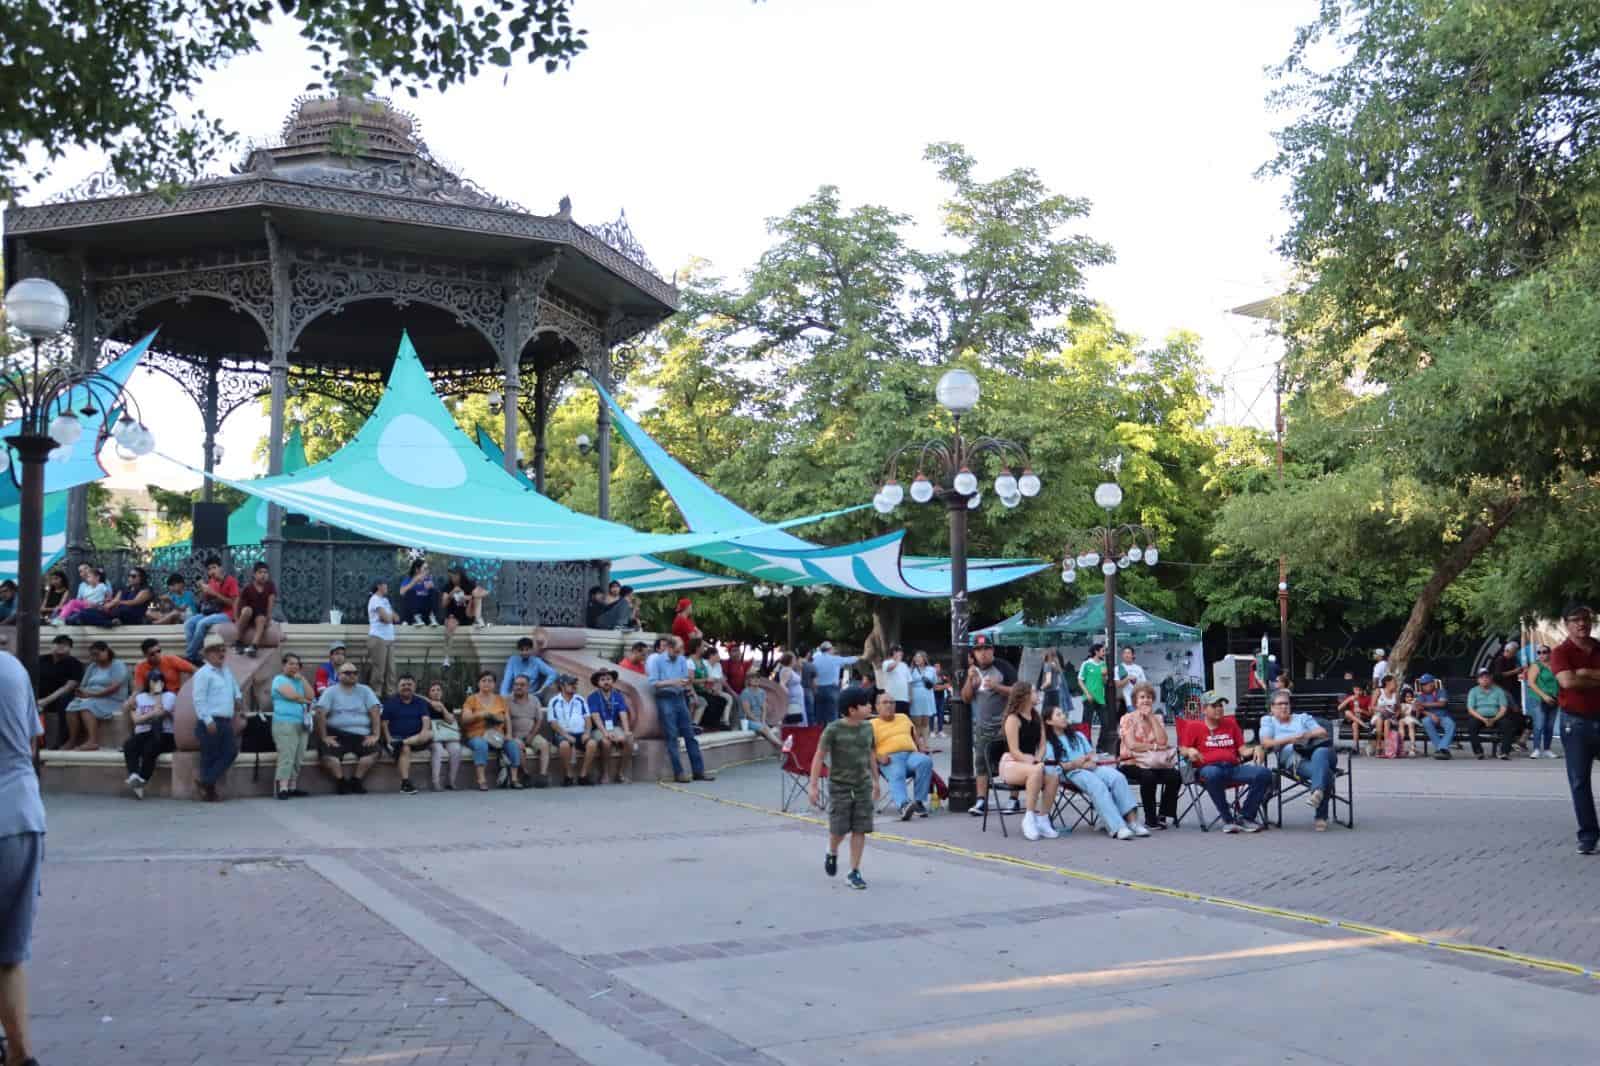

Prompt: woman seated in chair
xmin=994 ymin=682 xmax=1059 ymax=841
xmin=1257 ymin=690 xmax=1336 ymax=831
xmin=1045 ymin=706 xmax=1147 ymax=840
xmin=1116 ymin=682 xmax=1182 ymax=829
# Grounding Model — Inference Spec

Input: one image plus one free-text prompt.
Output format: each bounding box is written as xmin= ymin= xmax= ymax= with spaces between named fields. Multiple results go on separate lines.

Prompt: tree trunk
xmin=862 ymin=599 xmax=902 ymax=677
xmin=1390 ymin=496 xmax=1521 ymax=679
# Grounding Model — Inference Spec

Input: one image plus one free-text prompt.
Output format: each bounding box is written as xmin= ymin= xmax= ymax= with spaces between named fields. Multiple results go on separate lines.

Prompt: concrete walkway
xmin=27 ymin=749 xmax=1596 ymax=1066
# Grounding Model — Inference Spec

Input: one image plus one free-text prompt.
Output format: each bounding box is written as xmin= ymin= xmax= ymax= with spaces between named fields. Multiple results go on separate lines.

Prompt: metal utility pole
xmin=1276 ymin=360 xmax=1291 ymax=682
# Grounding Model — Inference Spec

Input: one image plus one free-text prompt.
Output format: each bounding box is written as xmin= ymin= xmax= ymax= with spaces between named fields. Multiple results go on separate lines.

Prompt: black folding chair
xmin=1174 ymin=763 xmax=1272 ymax=832
xmin=1270 ymin=745 xmax=1355 ymax=829
xmin=1048 ymin=771 xmax=1099 ymax=834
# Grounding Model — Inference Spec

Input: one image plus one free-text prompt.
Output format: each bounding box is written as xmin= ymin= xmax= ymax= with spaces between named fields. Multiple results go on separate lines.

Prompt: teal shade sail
xmin=590 ymin=376 xmax=1048 ymax=598
xmin=188 ymin=334 xmax=855 ymax=562
xmin=0 ymin=492 xmax=68 ymax=582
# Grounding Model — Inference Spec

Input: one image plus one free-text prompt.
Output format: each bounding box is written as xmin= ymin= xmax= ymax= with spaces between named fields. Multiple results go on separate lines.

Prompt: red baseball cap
xmin=677 ymin=597 xmax=693 ymax=610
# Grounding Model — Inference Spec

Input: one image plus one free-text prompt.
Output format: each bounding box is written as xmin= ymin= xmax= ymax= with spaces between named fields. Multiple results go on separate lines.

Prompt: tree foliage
xmin=0 ymin=0 xmax=587 ymax=199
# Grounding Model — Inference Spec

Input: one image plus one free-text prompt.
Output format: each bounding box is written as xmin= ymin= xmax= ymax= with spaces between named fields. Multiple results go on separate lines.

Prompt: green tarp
xmin=973 ymin=594 xmax=1200 ymax=648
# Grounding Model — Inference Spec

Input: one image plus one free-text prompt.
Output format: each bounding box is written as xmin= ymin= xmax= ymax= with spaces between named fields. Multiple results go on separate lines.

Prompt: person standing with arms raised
xmin=810 ymin=641 xmax=860 ymax=726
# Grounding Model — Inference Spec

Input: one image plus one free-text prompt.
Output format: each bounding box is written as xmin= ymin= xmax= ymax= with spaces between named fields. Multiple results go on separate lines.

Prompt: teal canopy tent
xmin=226 ymin=426 xmax=309 ymax=544
xmin=589 ymin=377 xmax=1048 ymax=598
xmin=474 ymin=430 xmax=742 ymax=592
xmin=188 ymin=334 xmax=855 ymax=561
xmin=0 ymin=493 xmax=67 ymax=582
xmin=973 ymin=595 xmax=1200 ymax=648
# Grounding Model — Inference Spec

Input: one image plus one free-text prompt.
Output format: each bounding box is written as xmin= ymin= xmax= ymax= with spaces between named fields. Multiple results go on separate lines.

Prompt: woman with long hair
xmin=907 ymin=650 xmax=938 ymax=748
xmin=994 ymin=682 xmax=1059 ymax=841
xmin=399 ymin=558 xmax=439 ymax=626
xmin=1047 ymin=704 xmax=1147 ymax=839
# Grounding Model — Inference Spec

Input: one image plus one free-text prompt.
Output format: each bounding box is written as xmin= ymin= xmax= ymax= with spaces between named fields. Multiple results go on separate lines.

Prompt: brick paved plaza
xmin=25 ymin=752 xmax=1597 ymax=1066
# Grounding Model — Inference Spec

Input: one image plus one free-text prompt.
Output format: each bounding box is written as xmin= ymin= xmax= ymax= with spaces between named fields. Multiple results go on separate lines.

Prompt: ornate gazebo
xmin=1 ymin=92 xmax=677 ymax=624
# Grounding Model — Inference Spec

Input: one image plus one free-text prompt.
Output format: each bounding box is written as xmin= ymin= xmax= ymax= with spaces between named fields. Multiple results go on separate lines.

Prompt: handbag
xmin=433 ymin=720 xmax=460 ymax=744
xmin=239 ymin=712 xmax=277 ymax=782
xmin=484 ymin=729 xmax=505 ymax=750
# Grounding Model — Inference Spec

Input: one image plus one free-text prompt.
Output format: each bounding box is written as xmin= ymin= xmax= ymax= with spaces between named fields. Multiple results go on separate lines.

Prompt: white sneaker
xmin=1021 ymin=811 xmax=1041 ymax=841
xmin=1114 ymin=827 xmax=1135 ymax=841
xmin=132 ymin=783 xmax=145 ymax=800
xmin=1131 ymin=823 xmax=1151 ymax=838
xmin=1221 ymin=822 xmax=1241 ymax=834
xmin=1307 ymin=789 xmax=1324 ymax=810
xmin=968 ymin=798 xmax=987 ymax=817
xmin=125 ymin=772 xmax=140 ymax=787
xmin=1036 ymin=816 xmax=1059 ymax=839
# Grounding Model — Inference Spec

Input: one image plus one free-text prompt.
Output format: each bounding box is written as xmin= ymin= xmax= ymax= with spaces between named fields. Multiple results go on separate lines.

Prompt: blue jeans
xmin=185 ymin=612 xmax=229 ymax=658
xmin=1527 ymin=698 xmax=1560 ymax=751
xmin=1198 ymin=762 xmax=1271 ymax=823
xmin=814 ymin=685 xmax=840 ymax=726
xmin=1065 ymin=765 xmax=1138 ymax=833
xmin=1562 ymin=716 xmax=1600 ymax=850
xmin=467 ymin=736 xmax=522 ymax=768
xmin=1420 ymin=712 xmax=1456 ymax=752
xmin=882 ymin=750 xmax=933 ymax=806
xmin=1278 ymin=746 xmax=1335 ymax=819
xmin=194 ymin=718 xmax=238 ymax=786
xmin=658 ymin=694 xmax=705 ymax=778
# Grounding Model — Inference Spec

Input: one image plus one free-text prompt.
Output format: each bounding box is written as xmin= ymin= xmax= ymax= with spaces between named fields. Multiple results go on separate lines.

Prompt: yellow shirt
xmin=871 ymin=713 xmax=916 ymax=756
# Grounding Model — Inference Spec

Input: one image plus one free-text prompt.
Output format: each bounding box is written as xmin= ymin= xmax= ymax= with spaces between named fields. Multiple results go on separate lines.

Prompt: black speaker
xmin=192 ymin=502 xmax=229 ymax=548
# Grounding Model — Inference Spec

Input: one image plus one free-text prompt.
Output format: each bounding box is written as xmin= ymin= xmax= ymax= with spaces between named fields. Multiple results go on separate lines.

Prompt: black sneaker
xmin=336 ymin=778 xmax=350 ymax=795
xmin=915 ymin=801 xmax=930 ymax=818
xmin=532 ymin=774 xmax=548 ymax=789
xmin=1476 ymin=753 xmax=1486 ymax=760
xmin=400 ymin=779 xmax=417 ymax=795
xmin=1580 ymin=842 xmax=1598 ymax=855
xmin=824 ymin=852 xmax=838 ymax=877
xmin=1005 ymin=798 xmax=1023 ymax=815
xmin=1497 ymin=753 xmax=1510 ymax=760
xmin=349 ymin=778 xmax=367 ymax=795
xmin=846 ymin=870 xmax=867 ymax=890
xmin=562 ymin=776 xmax=574 ymax=787
xmin=968 ymin=797 xmax=987 ymax=817
xmin=899 ymin=801 xmax=915 ymax=822
xmin=578 ymin=777 xmax=593 ymax=786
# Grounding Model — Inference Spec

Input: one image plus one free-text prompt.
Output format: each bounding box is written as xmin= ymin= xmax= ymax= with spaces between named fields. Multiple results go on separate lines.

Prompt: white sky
xmin=21 ymin=0 xmax=1307 ymax=491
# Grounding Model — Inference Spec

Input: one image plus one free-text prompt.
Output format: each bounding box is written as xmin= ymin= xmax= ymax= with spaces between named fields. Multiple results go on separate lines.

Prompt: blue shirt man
xmin=501 ymin=638 xmax=557 ymax=696
xmin=587 ymin=688 xmax=629 ymax=729
xmin=648 ymin=637 xmax=708 ymax=781
xmin=1414 ymin=675 xmax=1456 ymax=759
xmin=810 ymin=642 xmax=859 ymax=725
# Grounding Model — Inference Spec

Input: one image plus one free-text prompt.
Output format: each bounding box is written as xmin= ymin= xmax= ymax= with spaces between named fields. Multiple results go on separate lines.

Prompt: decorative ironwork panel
xmin=300 ymin=158 xmax=528 ymax=214
xmin=286 ymin=246 xmax=506 ymax=353
xmin=584 ymin=210 xmax=659 ymax=275
xmin=137 ymin=352 xmax=271 ymax=425
xmin=94 ymin=252 xmax=275 ymax=346
xmin=495 ymin=560 xmax=595 ymax=627
xmin=534 ymin=289 xmax=602 ymax=353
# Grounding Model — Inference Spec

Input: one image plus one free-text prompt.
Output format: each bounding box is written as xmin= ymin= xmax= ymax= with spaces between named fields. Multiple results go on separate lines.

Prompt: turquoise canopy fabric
xmin=226 ymin=426 xmax=309 ymax=545
xmin=0 ymin=331 xmax=156 ymax=510
xmin=196 ymin=334 xmax=853 ymax=561
xmin=0 ymin=493 xmax=67 ymax=582
xmin=590 ymin=378 xmax=1048 ymax=598
xmin=473 ymin=430 xmax=742 ymax=592
xmin=972 ymin=595 xmax=1201 ymax=648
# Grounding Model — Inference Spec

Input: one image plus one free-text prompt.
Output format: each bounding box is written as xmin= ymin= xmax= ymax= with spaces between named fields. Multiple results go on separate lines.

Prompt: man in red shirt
xmin=1177 ymin=691 xmax=1271 ymax=833
xmin=235 ymin=561 xmax=277 ymax=657
xmin=722 ymin=641 xmax=750 ymax=695
xmin=617 ymin=641 xmax=649 ymax=676
xmin=671 ymin=598 xmax=701 ymax=644
xmin=1549 ymin=603 xmax=1600 ymax=854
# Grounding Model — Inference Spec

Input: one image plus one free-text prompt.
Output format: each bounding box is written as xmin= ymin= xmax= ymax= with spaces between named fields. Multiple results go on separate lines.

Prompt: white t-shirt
xmin=1372 ymin=659 xmax=1390 ymax=686
xmin=880 ymin=660 xmax=911 ymax=702
xmin=1118 ymin=661 xmax=1148 ymax=699
xmin=548 ymin=693 xmax=588 ymax=737
xmin=368 ymin=595 xmax=396 ymax=641
xmin=134 ymin=690 xmax=178 ymax=734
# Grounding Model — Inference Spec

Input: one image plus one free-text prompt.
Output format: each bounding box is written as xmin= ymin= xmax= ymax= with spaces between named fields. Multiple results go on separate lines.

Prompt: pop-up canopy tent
xmin=473 ymin=430 xmax=742 ymax=593
xmin=183 ymin=334 xmax=853 ymax=561
xmin=590 ymin=377 xmax=1048 ymax=597
xmin=975 ymin=594 xmax=1204 ymax=708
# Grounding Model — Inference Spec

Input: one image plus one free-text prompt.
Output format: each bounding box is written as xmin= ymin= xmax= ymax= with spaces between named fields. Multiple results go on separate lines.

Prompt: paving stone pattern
xmin=29 ymin=858 xmax=586 ymax=1066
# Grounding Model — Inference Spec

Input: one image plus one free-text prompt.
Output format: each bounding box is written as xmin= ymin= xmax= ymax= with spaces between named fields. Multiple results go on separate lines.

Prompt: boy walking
xmin=808 ymin=686 xmax=881 ymax=889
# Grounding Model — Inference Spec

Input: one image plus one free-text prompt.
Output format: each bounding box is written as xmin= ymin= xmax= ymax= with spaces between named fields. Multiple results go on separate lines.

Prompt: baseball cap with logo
xmin=971 ymin=635 xmax=993 ymax=649
xmin=1203 ymin=690 xmax=1229 ymax=706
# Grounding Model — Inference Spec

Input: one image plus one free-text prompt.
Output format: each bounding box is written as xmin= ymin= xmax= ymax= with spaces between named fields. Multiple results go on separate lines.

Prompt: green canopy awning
xmin=974 ymin=594 xmax=1200 ymax=648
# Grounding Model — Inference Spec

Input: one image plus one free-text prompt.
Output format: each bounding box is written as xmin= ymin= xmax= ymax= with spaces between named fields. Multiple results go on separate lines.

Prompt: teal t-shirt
xmin=270 ymin=673 xmax=311 ymax=724
xmin=1467 ymin=686 xmax=1507 ymax=719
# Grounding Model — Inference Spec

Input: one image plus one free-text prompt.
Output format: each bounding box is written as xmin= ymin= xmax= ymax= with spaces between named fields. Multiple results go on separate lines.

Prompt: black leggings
xmin=1119 ymin=765 xmax=1181 ymax=822
xmin=123 ymin=731 xmax=176 ymax=780
xmin=698 ymin=691 xmax=728 ymax=732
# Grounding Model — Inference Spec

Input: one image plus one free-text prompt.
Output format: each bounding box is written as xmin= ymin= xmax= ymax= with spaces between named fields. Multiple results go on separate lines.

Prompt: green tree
xmin=0 ymin=1 xmax=588 ymax=199
xmin=85 ymin=483 xmax=142 ymax=549
xmin=1257 ymin=0 xmax=1600 ymax=675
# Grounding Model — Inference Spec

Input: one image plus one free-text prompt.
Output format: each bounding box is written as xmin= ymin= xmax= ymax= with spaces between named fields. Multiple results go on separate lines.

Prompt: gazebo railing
xmin=76 ymin=541 xmax=596 ymax=627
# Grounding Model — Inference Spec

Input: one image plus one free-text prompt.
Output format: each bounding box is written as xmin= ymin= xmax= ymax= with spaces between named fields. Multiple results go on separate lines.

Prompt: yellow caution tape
xmin=656 ymin=776 xmax=1598 ymax=981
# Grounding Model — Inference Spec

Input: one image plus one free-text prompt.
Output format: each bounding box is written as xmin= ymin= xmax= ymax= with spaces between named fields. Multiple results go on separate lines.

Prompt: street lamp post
xmin=2 ymin=278 xmax=156 ymax=685
xmin=753 ymin=583 xmax=798 ymax=650
xmin=1059 ymin=481 xmax=1159 ymax=747
xmin=876 ymin=368 xmax=1040 ymax=812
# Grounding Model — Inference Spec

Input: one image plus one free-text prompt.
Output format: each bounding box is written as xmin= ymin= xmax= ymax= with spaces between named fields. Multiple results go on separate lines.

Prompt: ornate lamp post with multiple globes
xmin=1058 ymin=480 xmax=1159 ymax=725
xmin=875 ymin=368 xmax=1039 ymax=811
xmin=2 ymin=278 xmax=156 ymax=684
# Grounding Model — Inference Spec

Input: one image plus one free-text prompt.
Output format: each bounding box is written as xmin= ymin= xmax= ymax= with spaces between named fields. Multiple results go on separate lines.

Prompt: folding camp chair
xmin=779 ymin=725 xmax=826 ymax=812
xmin=1173 ymin=765 xmax=1272 ymax=831
xmin=1270 ymin=743 xmax=1355 ymax=829
xmin=1047 ymin=772 xmax=1099 ymax=834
